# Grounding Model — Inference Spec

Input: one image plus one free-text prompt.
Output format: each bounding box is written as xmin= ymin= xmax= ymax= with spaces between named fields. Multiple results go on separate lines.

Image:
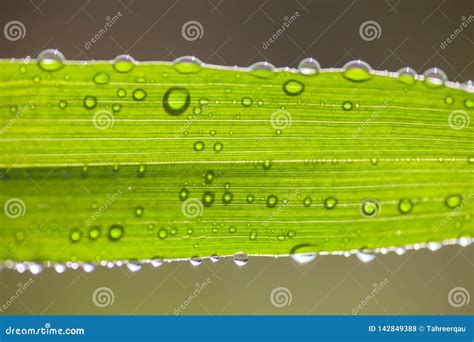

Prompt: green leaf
xmin=0 ymin=57 xmax=473 ymax=265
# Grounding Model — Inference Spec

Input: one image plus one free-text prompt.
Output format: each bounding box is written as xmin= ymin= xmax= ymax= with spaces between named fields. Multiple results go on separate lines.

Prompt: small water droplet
xmin=249 ymin=230 xmax=258 ymax=240
xmin=29 ymin=263 xmax=43 ymax=275
xmin=222 ymin=191 xmax=233 ymax=204
xmin=283 ymin=79 xmax=305 ymax=96
xmin=135 ymin=206 xmax=144 ymax=217
xmin=194 ymin=141 xmax=205 ymax=151
xmin=262 ymin=160 xmax=272 ymax=170
xmin=343 ymin=60 xmax=372 ymax=82
xmin=210 ymin=255 xmax=220 ymax=263
xmin=117 ymin=88 xmax=126 ymax=98
xmin=202 ymin=191 xmax=215 ymax=207
xmin=54 ymin=264 xmax=66 ymax=273
xmin=287 ymin=230 xmax=296 ymax=238
xmin=126 ymin=262 xmax=142 ymax=272
xmin=298 ymin=57 xmax=320 ymax=76
xmin=398 ymin=198 xmax=414 ymax=214
xmin=395 ymin=247 xmax=406 ymax=255
xmin=83 ymin=264 xmax=95 ymax=272
xmin=213 ymin=142 xmax=223 ymax=152
xmin=445 ymin=194 xmax=462 ymax=209
xmin=423 ymin=68 xmax=447 ymax=88
xmin=230 ymin=252 xmax=248 ymax=267
xmin=246 ymin=194 xmax=255 ymax=203
xmin=342 ymin=101 xmax=353 ymax=111
xmin=444 ymin=96 xmax=454 ymax=105
xmin=58 ymin=100 xmax=67 ymax=109
xmin=249 ymin=61 xmax=276 ymax=79
xmin=158 ymin=229 xmax=168 ymax=239
xmin=150 ymin=259 xmax=163 ymax=267
xmin=113 ymin=55 xmax=136 ymax=73
xmin=458 ymin=237 xmax=472 ymax=247
xmin=132 ymin=88 xmax=147 ymax=101
xmin=83 ymin=95 xmax=97 ymax=109
xmin=112 ymin=103 xmax=122 ymax=112
xmin=93 ymin=72 xmax=110 ymax=85
xmin=88 ymin=226 xmax=100 ymax=240
xmin=427 ymin=241 xmax=442 ymax=251
xmin=204 ymin=170 xmax=215 ymax=184
xmin=190 ymin=258 xmax=202 ymax=266
xmin=173 ymin=56 xmax=203 ymax=74
xmin=163 ymin=87 xmax=191 ymax=115
xmin=70 ymin=228 xmax=82 ymax=242
xmin=37 ymin=49 xmax=65 ymax=72
xmin=241 ymin=97 xmax=253 ymax=107
xmin=179 ymin=188 xmax=189 ymax=201
xmin=397 ymin=67 xmax=417 ymax=85
xmin=464 ymin=99 xmax=474 ymax=109
xmin=229 ymin=226 xmax=237 ymax=233
xmin=137 ymin=164 xmax=146 ymax=177
xmin=360 ymin=198 xmax=381 ymax=218
xmin=324 ymin=196 xmax=337 ymax=209
xmin=356 ymin=249 xmax=376 ymax=262
xmin=109 ymin=225 xmax=124 ymax=241
xmin=266 ymin=195 xmax=278 ymax=208
xmin=303 ymin=196 xmax=312 ymax=207
xmin=291 ymin=253 xmax=317 ymax=264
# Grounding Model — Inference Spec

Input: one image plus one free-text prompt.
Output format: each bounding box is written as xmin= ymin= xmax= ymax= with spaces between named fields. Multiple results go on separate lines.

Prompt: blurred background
xmin=0 ymin=0 xmax=472 ymax=315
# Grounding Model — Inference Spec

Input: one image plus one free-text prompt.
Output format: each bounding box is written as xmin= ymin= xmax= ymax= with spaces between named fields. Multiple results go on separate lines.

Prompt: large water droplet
xmin=113 ymin=55 xmax=136 ymax=73
xmin=283 ymin=80 xmax=304 ymax=96
xmin=423 ymin=68 xmax=447 ymax=88
xmin=360 ymin=198 xmax=381 ymax=218
xmin=343 ymin=60 xmax=372 ymax=82
xmin=163 ymin=87 xmax=191 ymax=115
xmin=298 ymin=57 xmax=320 ymax=76
xmin=173 ymin=56 xmax=203 ymax=74
xmin=249 ymin=61 xmax=276 ymax=79
xmin=37 ymin=49 xmax=65 ymax=72
xmin=233 ymin=252 xmax=248 ymax=266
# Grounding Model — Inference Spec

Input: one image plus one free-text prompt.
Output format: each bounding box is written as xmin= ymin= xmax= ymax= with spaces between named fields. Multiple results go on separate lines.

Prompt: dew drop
xmin=202 ymin=191 xmax=215 ymax=207
xmin=423 ymin=68 xmax=447 ymax=88
xmin=113 ymin=55 xmax=136 ymax=73
xmin=444 ymin=96 xmax=454 ymax=105
xmin=464 ymin=99 xmax=474 ymax=109
xmin=262 ymin=160 xmax=272 ymax=170
xmin=150 ymin=259 xmax=163 ymax=268
xmin=249 ymin=230 xmax=258 ymax=240
xmin=83 ymin=95 xmax=97 ymax=109
xmin=249 ymin=61 xmax=276 ymax=79
xmin=88 ymin=226 xmax=100 ymax=240
xmin=298 ymin=57 xmax=320 ymax=76
xmin=70 ymin=228 xmax=82 ymax=242
xmin=210 ymin=255 xmax=220 ymax=263
xmin=117 ymin=88 xmax=126 ymax=98
xmin=29 ymin=263 xmax=43 ymax=275
xmin=303 ymin=196 xmax=312 ymax=207
xmin=37 ymin=49 xmax=65 ymax=72
xmin=283 ymin=79 xmax=305 ymax=96
xmin=266 ymin=195 xmax=278 ymax=208
xmin=190 ymin=258 xmax=202 ymax=266
xmin=126 ymin=262 xmax=142 ymax=272
xmin=158 ymin=229 xmax=168 ymax=239
xmin=360 ymin=198 xmax=381 ymax=218
xmin=132 ymin=88 xmax=147 ymax=101
xmin=233 ymin=252 xmax=248 ymax=266
xmin=194 ymin=141 xmax=205 ymax=151
xmin=342 ymin=101 xmax=353 ymax=111
xmin=229 ymin=226 xmax=237 ymax=233
xmin=54 ymin=264 xmax=66 ymax=273
xmin=109 ymin=225 xmax=124 ymax=241
xmin=398 ymin=198 xmax=413 ymax=214
xmin=173 ymin=56 xmax=203 ymax=74
xmin=112 ymin=103 xmax=122 ymax=112
xmin=343 ymin=60 xmax=372 ymax=82
xmin=246 ymin=194 xmax=255 ymax=203
xmin=135 ymin=206 xmax=144 ymax=218
xmin=93 ymin=72 xmax=110 ymax=85
xmin=397 ymin=67 xmax=417 ymax=85
xmin=241 ymin=97 xmax=253 ymax=107
xmin=83 ymin=264 xmax=95 ymax=272
xmin=163 ymin=87 xmax=191 ymax=115
xmin=291 ymin=253 xmax=317 ymax=264
xmin=356 ymin=249 xmax=376 ymax=263
xmin=204 ymin=170 xmax=215 ymax=184
xmin=324 ymin=196 xmax=337 ymax=209
xmin=222 ymin=191 xmax=233 ymax=204
xmin=58 ymin=100 xmax=67 ymax=109
xmin=287 ymin=230 xmax=296 ymax=238
xmin=137 ymin=164 xmax=146 ymax=177
xmin=213 ymin=142 xmax=223 ymax=152
xmin=445 ymin=194 xmax=462 ymax=209
xmin=427 ymin=241 xmax=442 ymax=251
xmin=458 ymin=236 xmax=472 ymax=247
